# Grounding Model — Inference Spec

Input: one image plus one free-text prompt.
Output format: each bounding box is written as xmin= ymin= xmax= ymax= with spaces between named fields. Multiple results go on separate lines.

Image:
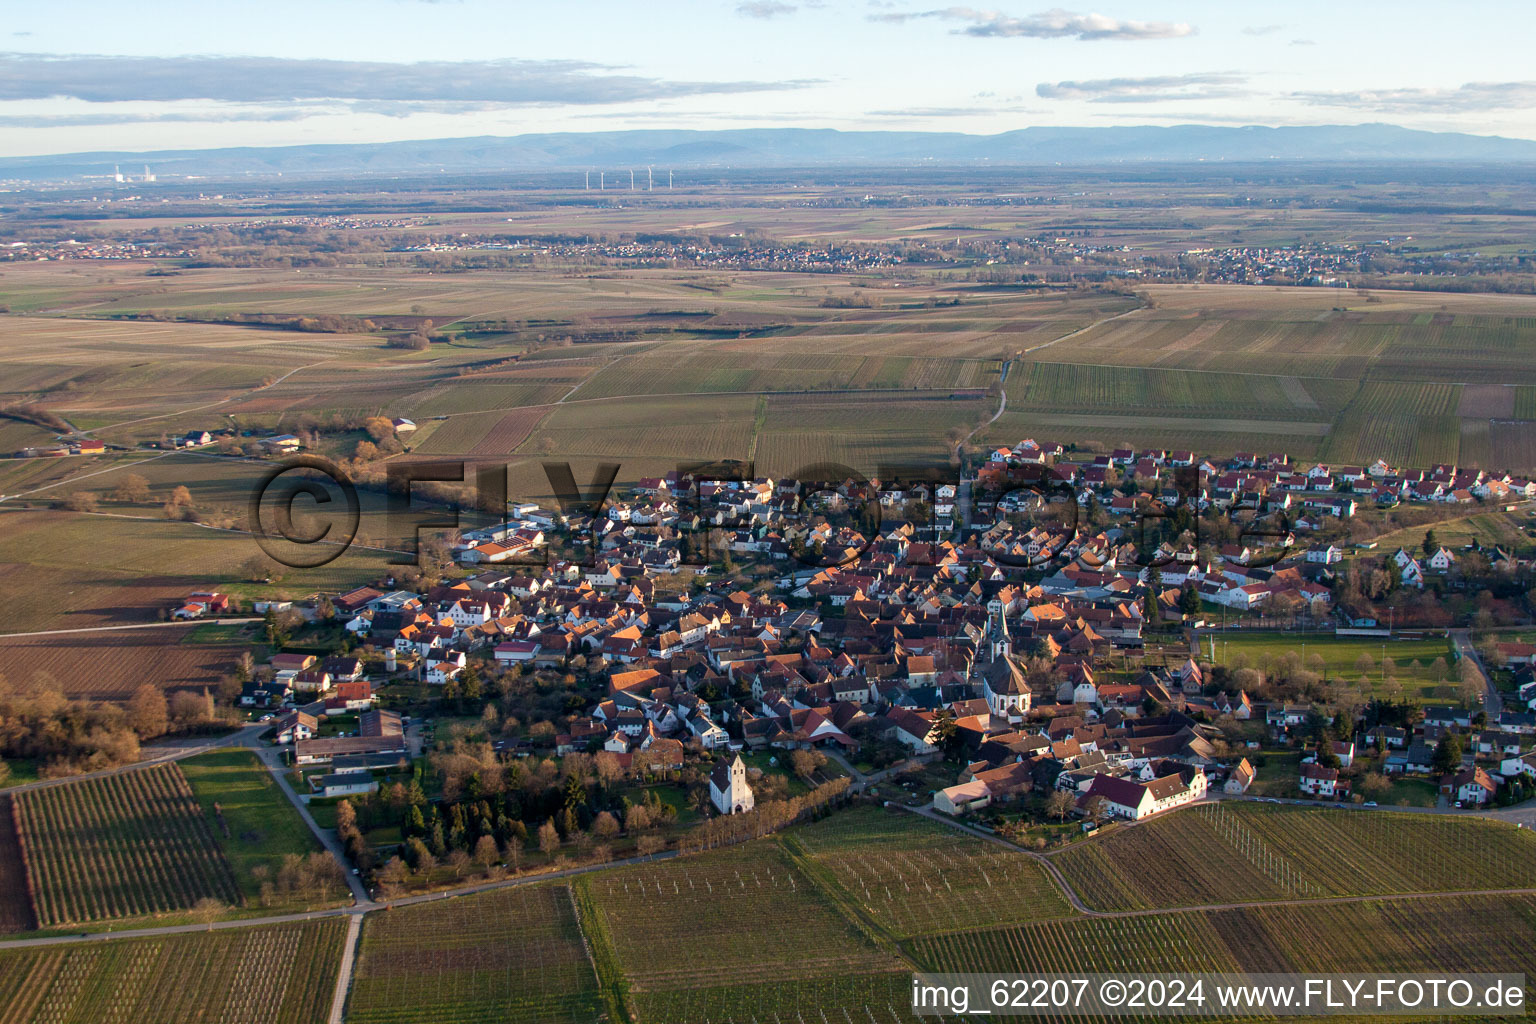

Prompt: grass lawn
xmin=1378 ymin=776 xmax=1439 ymax=808
xmin=1213 ymin=631 xmax=1455 ymax=703
xmin=1246 ymin=751 xmax=1302 ymax=798
xmin=0 ymin=759 xmax=39 ymax=788
xmin=180 ymin=749 xmax=335 ymax=904
xmin=179 ymin=620 xmax=259 ymax=644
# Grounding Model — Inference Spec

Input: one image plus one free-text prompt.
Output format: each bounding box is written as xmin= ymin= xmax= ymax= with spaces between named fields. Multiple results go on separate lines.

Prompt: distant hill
xmin=5 ymin=124 xmax=1536 ymax=181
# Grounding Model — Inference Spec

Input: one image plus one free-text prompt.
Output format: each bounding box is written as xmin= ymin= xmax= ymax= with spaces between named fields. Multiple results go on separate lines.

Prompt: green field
xmin=180 ymin=749 xmax=349 ymax=910
xmin=0 ymin=918 xmax=345 ymax=1023
xmin=1211 ymin=630 xmax=1456 ymax=703
xmin=1053 ymin=803 xmax=1536 ymax=912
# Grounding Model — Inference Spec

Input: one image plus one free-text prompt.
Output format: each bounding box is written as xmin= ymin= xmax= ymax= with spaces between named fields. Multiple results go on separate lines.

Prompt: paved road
xmin=823 ymin=750 xmax=937 ymax=794
xmin=252 ymin=745 xmax=374 ymax=906
xmin=1452 ymin=628 xmax=1502 ymax=715
xmin=327 ymin=913 xmax=363 ymax=1024
xmin=0 ymin=617 xmax=261 ymax=639
xmin=3 ymin=724 xmax=265 ymax=794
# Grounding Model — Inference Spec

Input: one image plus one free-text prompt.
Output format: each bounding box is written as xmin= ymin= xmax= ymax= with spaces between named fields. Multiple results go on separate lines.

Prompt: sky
xmin=3 ymin=1 xmax=1536 ymax=156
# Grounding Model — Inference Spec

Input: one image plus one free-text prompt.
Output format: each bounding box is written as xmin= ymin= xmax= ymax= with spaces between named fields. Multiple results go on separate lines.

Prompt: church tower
xmin=986 ymin=599 xmax=1011 ymax=662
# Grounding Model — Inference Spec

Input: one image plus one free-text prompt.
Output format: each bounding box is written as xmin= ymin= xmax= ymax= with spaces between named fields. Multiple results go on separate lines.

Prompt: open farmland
xmin=0 ymin=918 xmax=345 ymax=1024
xmin=0 ymin=628 xmax=245 ymax=701
xmin=571 ymin=346 xmax=989 ymax=400
xmin=911 ymin=894 xmax=1536 ymax=988
xmin=757 ymin=392 xmax=980 ymax=476
xmin=0 ymin=509 xmax=383 ymax=634
xmin=578 ymin=841 xmax=909 ymax=1023
xmin=520 ymin=393 xmax=760 ymax=462
xmin=0 ymin=797 xmax=36 ymax=933
xmin=12 ymin=764 xmax=242 ymax=926
xmin=1052 ymin=803 xmax=1536 ymax=912
xmin=786 ymin=805 xmax=1071 ymax=939
xmin=347 ymin=883 xmax=603 ymax=1024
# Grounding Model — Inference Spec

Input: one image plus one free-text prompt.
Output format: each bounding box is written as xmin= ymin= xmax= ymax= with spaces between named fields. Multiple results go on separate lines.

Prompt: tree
xmin=789 ymin=749 xmax=826 ymax=780
xmin=376 ymin=856 xmax=409 ymax=897
xmin=1432 ymin=733 xmax=1463 ymax=776
xmin=1045 ymin=790 xmax=1075 ymax=821
xmin=445 ymin=849 xmax=471 ymax=879
xmin=931 ymin=711 xmax=965 ymax=760
xmin=1178 ymin=585 xmax=1202 ymax=617
xmin=1423 ymin=530 xmax=1437 ymax=558
xmin=335 ymin=799 xmax=358 ymax=837
xmin=363 ymin=416 xmax=396 ymax=443
xmin=127 ymin=683 xmax=168 ymax=739
xmin=472 ymin=834 xmax=500 ymax=871
xmin=1458 ymin=657 xmax=1484 ymax=708
xmin=112 ymin=473 xmax=151 ymax=503
xmin=636 ymin=834 xmax=666 ymax=858
xmin=169 ymin=485 xmax=193 ymax=508
xmin=63 ymin=491 xmax=98 ymax=513
xmin=537 ymin=818 xmax=561 ymax=856
xmin=190 ymin=897 xmax=225 ymax=930
xmin=591 ymin=810 xmax=621 ymax=840
xmin=624 ymin=803 xmax=652 ymax=833
xmin=406 ymin=837 xmax=436 ymax=875
xmin=170 ymin=689 xmax=213 ymax=727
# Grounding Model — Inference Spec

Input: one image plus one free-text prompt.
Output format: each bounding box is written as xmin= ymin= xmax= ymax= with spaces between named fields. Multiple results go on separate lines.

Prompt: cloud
xmin=1292 ymin=80 xmax=1536 ymax=113
xmin=864 ymin=103 xmax=1039 ymax=116
xmin=1290 ymin=38 xmax=1316 ymax=46
xmin=736 ymin=1 xmax=797 ymax=16
xmin=872 ymin=7 xmax=1194 ymax=40
xmin=0 ymin=106 xmax=324 ymax=128
xmin=1241 ymin=24 xmax=1282 ymax=36
xmin=1037 ymin=73 xmax=1246 ymax=102
xmin=0 ymin=52 xmax=806 ymax=105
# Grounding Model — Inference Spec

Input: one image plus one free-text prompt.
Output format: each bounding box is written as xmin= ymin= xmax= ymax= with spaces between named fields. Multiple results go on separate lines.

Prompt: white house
xmin=1298 ymin=762 xmax=1345 ymax=798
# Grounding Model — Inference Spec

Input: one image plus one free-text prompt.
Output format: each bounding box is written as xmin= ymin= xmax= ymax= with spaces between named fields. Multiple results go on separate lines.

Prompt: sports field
xmin=1208 ymin=631 xmax=1457 ymax=703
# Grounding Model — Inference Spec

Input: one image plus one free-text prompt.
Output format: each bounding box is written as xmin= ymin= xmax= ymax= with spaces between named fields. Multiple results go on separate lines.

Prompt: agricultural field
xmin=1208 ymin=631 xmax=1456 ymax=703
xmin=0 ymin=797 xmax=35 ymax=933
xmin=1319 ymin=380 xmax=1462 ymax=468
xmin=786 ymin=805 xmax=1071 ymax=939
xmin=912 ymin=893 xmax=1536 ymax=985
xmin=180 ymin=749 xmax=350 ymax=910
xmin=0 ymin=918 xmax=346 ymax=1024
xmin=11 ymin=764 xmax=242 ymax=926
xmin=0 ymin=509 xmax=383 ymax=635
xmin=1052 ymin=803 xmax=1536 ymax=912
xmin=578 ymin=841 xmax=909 ymax=1023
xmin=1004 ymin=285 xmax=1536 ymax=469
xmin=571 ymin=346 xmax=989 ymax=400
xmin=0 ymin=628 xmax=246 ymax=701
xmin=756 ymin=393 xmax=979 ymax=477
xmin=520 ymin=393 xmax=760 ymax=463
xmin=348 ymin=883 xmax=603 ymax=1024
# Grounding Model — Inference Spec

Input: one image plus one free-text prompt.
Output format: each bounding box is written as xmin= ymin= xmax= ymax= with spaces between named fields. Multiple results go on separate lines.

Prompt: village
xmin=146 ymin=430 xmax=1536 ymax=875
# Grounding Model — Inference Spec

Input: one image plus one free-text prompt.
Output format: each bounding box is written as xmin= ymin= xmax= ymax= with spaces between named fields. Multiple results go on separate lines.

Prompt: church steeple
xmin=986 ymin=599 xmax=1011 ymax=661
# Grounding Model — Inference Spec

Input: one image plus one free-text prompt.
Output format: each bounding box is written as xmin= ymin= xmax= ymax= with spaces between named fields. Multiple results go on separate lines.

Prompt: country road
xmin=1452 ymin=628 xmax=1503 ymax=715
xmin=0 ymin=617 xmax=261 ymax=640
